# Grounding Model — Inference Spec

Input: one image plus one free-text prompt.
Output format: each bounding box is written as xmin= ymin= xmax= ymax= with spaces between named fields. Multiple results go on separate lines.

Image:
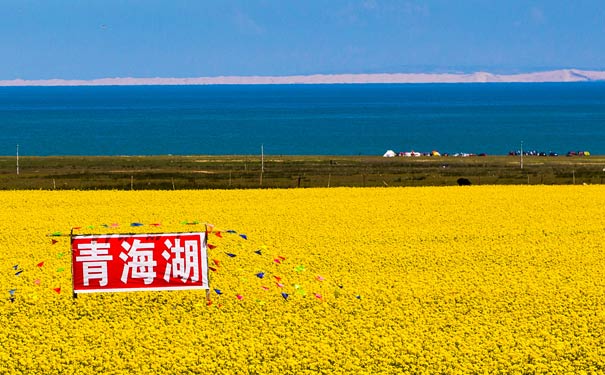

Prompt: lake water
xmin=1 ymin=82 xmax=604 ymax=156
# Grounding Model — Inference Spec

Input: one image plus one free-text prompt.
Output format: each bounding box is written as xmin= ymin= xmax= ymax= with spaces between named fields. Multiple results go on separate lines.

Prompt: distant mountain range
xmin=2 ymin=69 xmax=605 ymax=86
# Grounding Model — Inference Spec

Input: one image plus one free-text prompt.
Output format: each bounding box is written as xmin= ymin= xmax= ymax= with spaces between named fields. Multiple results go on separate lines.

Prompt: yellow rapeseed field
xmin=1 ymin=186 xmax=605 ymax=374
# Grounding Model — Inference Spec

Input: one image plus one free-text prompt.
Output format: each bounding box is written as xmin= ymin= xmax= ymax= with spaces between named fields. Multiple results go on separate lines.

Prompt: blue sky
xmin=1 ymin=0 xmax=604 ymax=79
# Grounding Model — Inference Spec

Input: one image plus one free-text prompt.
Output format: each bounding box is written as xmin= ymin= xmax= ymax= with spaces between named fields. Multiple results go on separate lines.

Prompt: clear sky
xmin=1 ymin=0 xmax=604 ymax=79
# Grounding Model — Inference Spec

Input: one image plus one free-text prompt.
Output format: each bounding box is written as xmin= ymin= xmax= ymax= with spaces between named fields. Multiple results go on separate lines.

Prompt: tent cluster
xmin=383 ymin=150 xmax=442 ymax=157
xmin=508 ymin=150 xmax=591 ymax=157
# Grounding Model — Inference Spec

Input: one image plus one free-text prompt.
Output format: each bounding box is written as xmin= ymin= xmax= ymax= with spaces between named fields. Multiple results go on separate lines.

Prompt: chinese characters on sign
xmin=72 ymin=233 xmax=208 ymax=294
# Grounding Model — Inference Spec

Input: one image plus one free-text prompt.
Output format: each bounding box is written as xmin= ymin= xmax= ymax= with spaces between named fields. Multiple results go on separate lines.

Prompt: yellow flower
xmin=1 ymin=186 xmax=605 ymax=373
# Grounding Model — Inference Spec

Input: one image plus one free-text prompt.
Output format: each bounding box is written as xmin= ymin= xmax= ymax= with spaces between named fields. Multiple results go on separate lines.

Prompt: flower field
xmin=2 ymin=186 xmax=605 ymax=374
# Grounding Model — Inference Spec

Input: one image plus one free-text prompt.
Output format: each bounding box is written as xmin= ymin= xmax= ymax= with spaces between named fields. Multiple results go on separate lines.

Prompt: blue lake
xmin=1 ymin=82 xmax=604 ymax=156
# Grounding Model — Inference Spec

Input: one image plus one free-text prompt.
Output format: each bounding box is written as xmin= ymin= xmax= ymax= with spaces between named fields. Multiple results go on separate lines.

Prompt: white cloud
xmin=363 ymin=0 xmax=378 ymax=10
xmin=233 ymin=9 xmax=265 ymax=35
xmin=400 ymin=2 xmax=430 ymax=17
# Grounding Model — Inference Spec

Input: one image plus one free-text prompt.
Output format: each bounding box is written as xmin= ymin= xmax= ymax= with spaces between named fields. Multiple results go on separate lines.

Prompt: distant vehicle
xmin=478 ymin=153 xmax=487 ymax=157
xmin=538 ymin=152 xmax=547 ymax=156
xmin=549 ymin=152 xmax=558 ymax=157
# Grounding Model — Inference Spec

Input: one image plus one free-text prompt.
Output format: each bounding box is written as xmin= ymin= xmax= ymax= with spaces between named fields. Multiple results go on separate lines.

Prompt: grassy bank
xmin=1 ymin=155 xmax=605 ymax=190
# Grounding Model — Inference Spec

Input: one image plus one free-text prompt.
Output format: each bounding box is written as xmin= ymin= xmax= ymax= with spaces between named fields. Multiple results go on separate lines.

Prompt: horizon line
xmin=2 ymin=68 xmax=605 ymax=86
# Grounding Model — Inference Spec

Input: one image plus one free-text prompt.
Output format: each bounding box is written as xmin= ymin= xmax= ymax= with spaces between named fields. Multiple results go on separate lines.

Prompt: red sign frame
xmin=71 ymin=232 xmax=208 ymax=294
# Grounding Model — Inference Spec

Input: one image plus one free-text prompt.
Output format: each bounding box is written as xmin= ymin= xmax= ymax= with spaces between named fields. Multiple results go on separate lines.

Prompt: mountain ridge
xmin=2 ymin=69 xmax=605 ymax=86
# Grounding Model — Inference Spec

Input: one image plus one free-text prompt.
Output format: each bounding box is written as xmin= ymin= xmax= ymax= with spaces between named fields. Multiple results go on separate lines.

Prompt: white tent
xmin=383 ymin=150 xmax=396 ymax=157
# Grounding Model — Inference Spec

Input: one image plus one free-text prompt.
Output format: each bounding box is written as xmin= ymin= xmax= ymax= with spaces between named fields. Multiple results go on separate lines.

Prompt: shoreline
xmin=1 ymin=153 xmax=602 ymax=158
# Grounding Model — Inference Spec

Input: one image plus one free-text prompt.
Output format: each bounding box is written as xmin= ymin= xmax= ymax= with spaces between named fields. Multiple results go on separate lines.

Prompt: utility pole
xmin=16 ymin=144 xmax=19 ymax=175
xmin=520 ymin=141 xmax=524 ymax=170
xmin=261 ymin=144 xmax=264 ymax=173
xmin=260 ymin=144 xmax=264 ymax=187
